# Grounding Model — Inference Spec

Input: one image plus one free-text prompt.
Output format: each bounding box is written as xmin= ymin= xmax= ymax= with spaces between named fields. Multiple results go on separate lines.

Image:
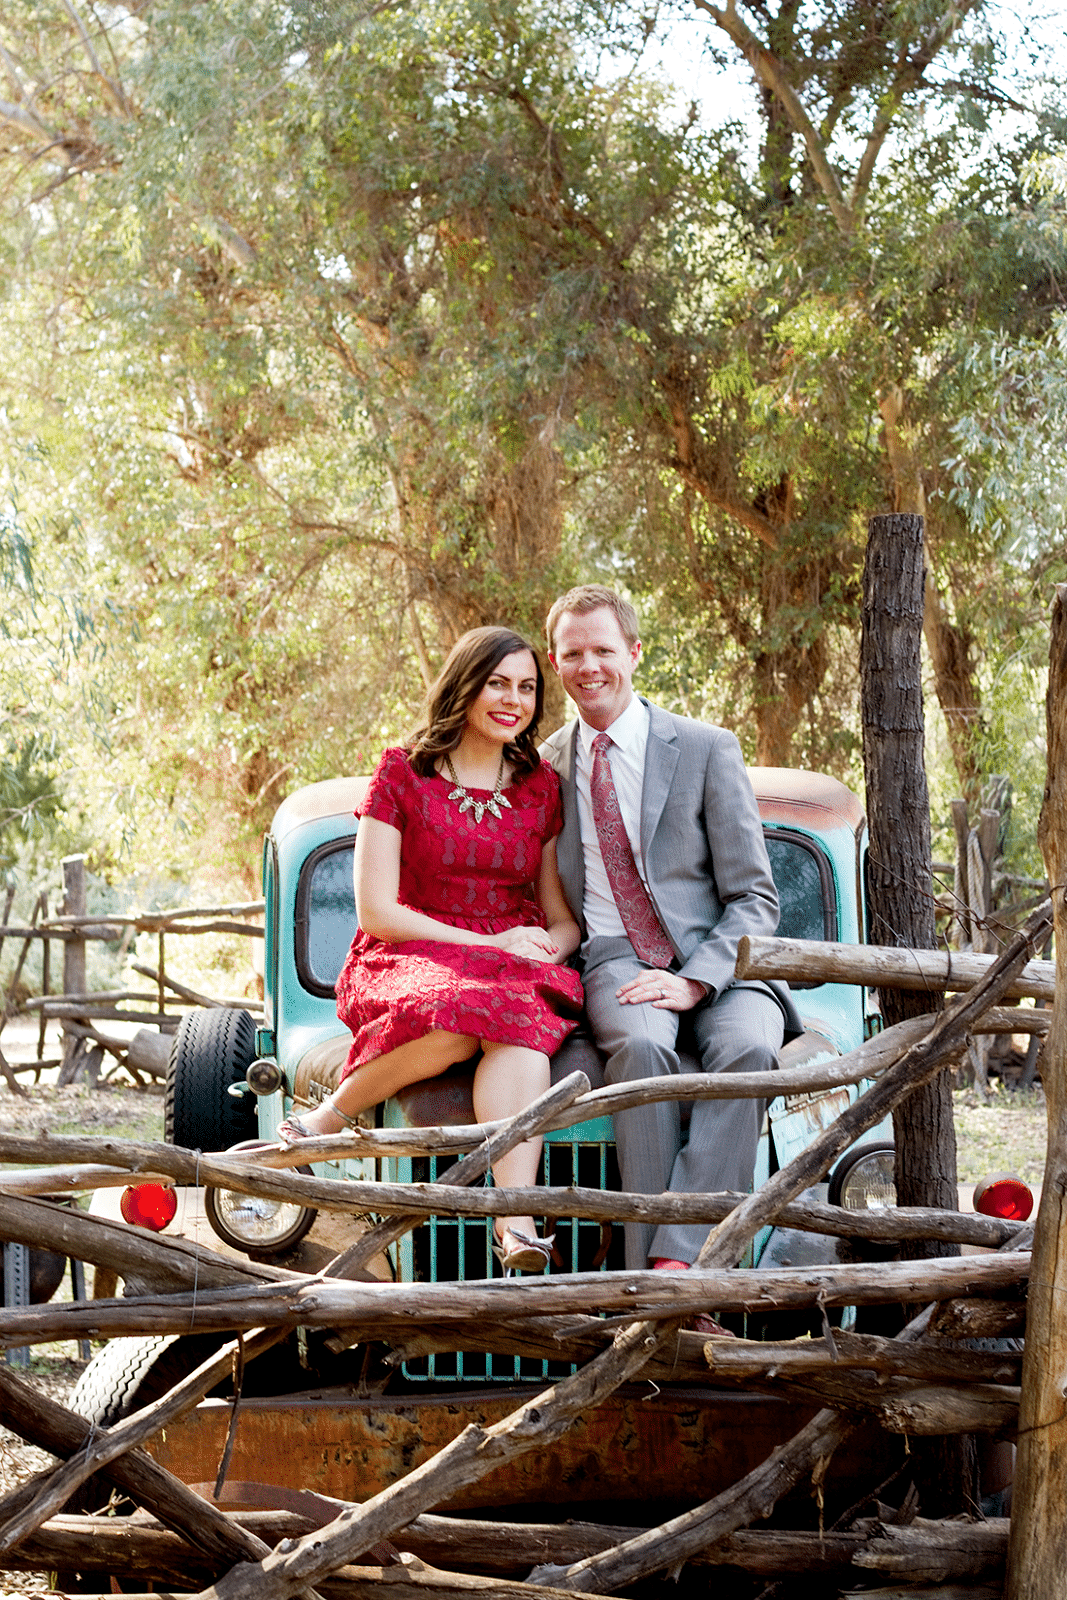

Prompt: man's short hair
xmin=546 ymin=584 xmax=640 ymax=653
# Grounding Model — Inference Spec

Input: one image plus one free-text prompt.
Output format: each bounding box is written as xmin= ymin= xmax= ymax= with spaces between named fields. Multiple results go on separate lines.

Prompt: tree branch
xmin=0 ymin=94 xmax=61 ymax=149
xmin=690 ymin=0 xmax=854 ymax=235
xmin=61 ymin=0 xmax=131 ymax=115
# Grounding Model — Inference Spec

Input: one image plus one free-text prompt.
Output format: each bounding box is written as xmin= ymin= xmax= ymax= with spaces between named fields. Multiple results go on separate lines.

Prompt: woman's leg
xmin=282 ymin=1030 xmax=479 ymax=1137
xmin=473 ymin=1042 xmax=550 ymax=1245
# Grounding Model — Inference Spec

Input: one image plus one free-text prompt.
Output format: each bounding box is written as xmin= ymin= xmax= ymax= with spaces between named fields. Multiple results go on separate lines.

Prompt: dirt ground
xmin=0 ymin=1076 xmax=1049 ymax=1597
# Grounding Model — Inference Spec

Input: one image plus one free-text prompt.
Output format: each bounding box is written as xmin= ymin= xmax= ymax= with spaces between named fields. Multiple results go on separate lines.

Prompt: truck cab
xmin=166 ymin=766 xmax=891 ymax=1293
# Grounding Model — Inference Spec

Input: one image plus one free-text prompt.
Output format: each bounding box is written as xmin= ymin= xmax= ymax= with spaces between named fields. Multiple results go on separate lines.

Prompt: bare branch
xmin=0 ymin=95 xmax=61 ymax=150
xmin=61 ymin=0 xmax=131 ymax=115
xmin=690 ymin=0 xmax=855 ymax=235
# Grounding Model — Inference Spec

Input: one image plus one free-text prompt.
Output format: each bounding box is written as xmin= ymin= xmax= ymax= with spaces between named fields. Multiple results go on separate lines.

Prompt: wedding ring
xmin=659 ymin=987 xmax=666 ymax=998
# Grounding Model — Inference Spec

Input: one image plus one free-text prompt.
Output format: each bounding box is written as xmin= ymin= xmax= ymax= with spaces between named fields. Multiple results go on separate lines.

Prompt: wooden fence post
xmin=861 ymin=511 xmax=972 ymax=1516
xmin=57 ymin=855 xmax=87 ymax=1084
xmin=861 ymin=516 xmax=956 ymax=1223
xmin=1005 ymin=584 xmax=1067 ymax=1597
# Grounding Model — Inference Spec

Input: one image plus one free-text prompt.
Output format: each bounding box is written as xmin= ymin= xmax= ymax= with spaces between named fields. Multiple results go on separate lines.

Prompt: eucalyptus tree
xmin=0 ymin=0 xmax=711 ymax=848
xmin=609 ymin=0 xmax=1067 ymax=785
xmin=1 ymin=0 xmax=1063 ymax=867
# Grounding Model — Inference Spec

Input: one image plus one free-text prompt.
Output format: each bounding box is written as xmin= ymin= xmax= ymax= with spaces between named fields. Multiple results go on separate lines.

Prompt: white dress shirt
xmin=574 ymin=694 xmax=652 ymax=943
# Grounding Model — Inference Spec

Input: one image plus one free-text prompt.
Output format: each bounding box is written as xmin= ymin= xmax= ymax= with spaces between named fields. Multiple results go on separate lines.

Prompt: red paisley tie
xmin=590 ymin=732 xmax=674 ymax=967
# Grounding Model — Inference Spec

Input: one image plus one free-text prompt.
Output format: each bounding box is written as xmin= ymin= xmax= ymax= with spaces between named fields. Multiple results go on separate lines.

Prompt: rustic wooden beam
xmin=47 ymin=900 xmax=264 ymax=924
xmin=0 ymin=1251 xmax=1030 ymax=1350
xmin=853 ymin=1515 xmax=1007 ymax=1581
xmin=697 ymin=1360 xmax=1019 ymax=1435
xmin=25 ymin=1506 xmax=1005 ymax=1585
xmin=1007 ymin=583 xmax=1067 ymax=1599
xmin=700 ymin=1331 xmax=1022 ymax=1386
xmin=38 ymin=916 xmax=264 ymax=938
xmin=0 ymin=1563 xmax=603 ymax=1600
xmin=737 ymin=934 xmax=1055 ymax=1002
xmin=0 ymin=1365 xmax=269 ymax=1569
xmin=0 ymin=1162 xmax=177 ymax=1194
xmin=7 ymin=1510 xmax=873 ymax=1579
xmin=29 ymin=1005 xmax=185 ymax=1024
xmin=1 ymin=1150 xmax=1032 ymax=1251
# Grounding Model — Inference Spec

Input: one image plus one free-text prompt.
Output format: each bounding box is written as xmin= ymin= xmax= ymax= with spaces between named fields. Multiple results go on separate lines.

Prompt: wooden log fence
xmin=0 ymin=1251 xmax=1033 ymax=1351
xmin=0 ymin=904 xmax=1052 ymax=1600
xmin=0 ymin=878 xmax=265 ymax=1085
xmin=0 ymin=1508 xmax=1013 ymax=1586
xmin=736 ymin=934 xmax=1056 ymax=1000
xmin=0 ymin=1143 xmax=1033 ymax=1249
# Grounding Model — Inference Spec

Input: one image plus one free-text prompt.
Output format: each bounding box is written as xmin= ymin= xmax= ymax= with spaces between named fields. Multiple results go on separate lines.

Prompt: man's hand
xmin=616 ymin=972 xmax=707 ymax=1011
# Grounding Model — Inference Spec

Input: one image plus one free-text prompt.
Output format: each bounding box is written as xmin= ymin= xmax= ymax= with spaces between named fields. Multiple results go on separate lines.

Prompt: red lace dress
xmin=334 ymin=747 xmax=584 ymax=1072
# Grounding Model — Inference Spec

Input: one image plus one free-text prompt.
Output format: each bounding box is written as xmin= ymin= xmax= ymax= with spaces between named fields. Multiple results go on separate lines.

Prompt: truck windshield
xmin=295 ymin=828 xmax=838 ymax=996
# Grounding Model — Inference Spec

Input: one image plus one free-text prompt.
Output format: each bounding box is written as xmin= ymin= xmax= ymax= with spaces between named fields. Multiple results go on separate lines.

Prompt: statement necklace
xmin=443 ymin=751 xmax=512 ymax=823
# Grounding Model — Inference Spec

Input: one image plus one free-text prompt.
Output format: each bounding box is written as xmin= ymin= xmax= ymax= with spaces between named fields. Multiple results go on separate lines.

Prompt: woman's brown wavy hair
xmin=406 ymin=626 xmax=545 ymax=779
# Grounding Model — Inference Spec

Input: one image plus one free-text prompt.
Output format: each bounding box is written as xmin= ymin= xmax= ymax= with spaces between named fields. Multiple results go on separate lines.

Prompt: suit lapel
xmin=640 ymin=701 xmax=680 ymax=857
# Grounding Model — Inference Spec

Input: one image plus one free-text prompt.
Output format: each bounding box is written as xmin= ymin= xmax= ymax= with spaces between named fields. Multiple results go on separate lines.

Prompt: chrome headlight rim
xmin=204 ymin=1139 xmax=317 ymax=1257
xmin=827 ymin=1140 xmax=897 ymax=1212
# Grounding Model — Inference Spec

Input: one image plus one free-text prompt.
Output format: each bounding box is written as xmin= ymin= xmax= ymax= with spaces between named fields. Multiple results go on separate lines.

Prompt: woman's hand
xmin=491 ymin=925 xmax=561 ymax=961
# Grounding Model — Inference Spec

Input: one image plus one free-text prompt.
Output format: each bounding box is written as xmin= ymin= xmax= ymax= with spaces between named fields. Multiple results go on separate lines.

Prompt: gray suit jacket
xmin=542 ymin=699 xmax=801 ymax=1033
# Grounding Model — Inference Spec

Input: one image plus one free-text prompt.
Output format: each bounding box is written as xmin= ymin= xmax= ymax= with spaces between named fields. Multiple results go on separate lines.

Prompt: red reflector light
xmin=972 ymin=1173 xmax=1034 ymax=1222
xmin=120 ymin=1184 xmax=178 ymax=1231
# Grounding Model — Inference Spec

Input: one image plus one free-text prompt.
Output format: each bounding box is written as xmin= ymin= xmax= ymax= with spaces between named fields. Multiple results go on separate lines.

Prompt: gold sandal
xmin=277 ymin=1095 xmax=359 ymax=1147
xmin=493 ymin=1225 xmax=554 ymax=1274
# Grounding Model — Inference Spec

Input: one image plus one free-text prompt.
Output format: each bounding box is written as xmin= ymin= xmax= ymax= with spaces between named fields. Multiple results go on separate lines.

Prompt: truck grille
xmin=390 ymin=1123 xmax=623 ymax=1382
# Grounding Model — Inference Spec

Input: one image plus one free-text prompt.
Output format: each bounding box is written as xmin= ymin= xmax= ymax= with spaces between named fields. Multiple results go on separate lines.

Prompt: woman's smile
xmin=465 ymin=649 xmax=539 ymax=748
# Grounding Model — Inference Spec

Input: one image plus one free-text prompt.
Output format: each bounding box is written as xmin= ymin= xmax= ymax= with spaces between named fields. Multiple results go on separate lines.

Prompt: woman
xmin=278 ymin=626 xmax=584 ymax=1273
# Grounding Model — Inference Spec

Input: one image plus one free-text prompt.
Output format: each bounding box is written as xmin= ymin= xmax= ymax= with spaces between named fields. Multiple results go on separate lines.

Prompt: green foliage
xmin=0 ymin=0 xmax=1064 ymax=889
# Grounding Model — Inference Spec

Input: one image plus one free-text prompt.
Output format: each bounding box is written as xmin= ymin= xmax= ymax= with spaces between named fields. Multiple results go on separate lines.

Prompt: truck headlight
xmin=828 ymin=1141 xmax=896 ymax=1211
xmin=205 ymin=1185 xmax=316 ymax=1254
xmin=204 ymin=1140 xmax=316 ymax=1257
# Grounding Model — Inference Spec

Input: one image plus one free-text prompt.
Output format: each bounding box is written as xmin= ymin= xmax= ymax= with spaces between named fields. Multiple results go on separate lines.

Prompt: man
xmin=543 ymin=584 xmax=800 ymax=1271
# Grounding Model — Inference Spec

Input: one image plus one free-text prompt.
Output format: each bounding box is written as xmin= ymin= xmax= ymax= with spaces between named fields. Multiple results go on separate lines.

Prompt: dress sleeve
xmin=358 ymin=748 xmax=411 ymax=833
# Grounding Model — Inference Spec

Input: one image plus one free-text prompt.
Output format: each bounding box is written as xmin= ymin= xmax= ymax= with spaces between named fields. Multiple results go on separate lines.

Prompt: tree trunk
xmin=862 ymin=514 xmax=955 ymax=1214
xmin=923 ymin=580 xmax=982 ymax=804
xmin=877 ymin=385 xmax=983 ymax=801
xmin=752 ymin=550 xmax=830 ymax=766
xmin=861 ymin=511 xmax=970 ymax=1517
xmin=1005 ymin=584 xmax=1067 ymax=1598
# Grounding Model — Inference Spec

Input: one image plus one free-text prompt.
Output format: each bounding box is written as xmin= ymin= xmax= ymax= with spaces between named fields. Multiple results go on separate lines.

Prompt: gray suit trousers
xmin=582 ymin=936 xmax=785 ymax=1269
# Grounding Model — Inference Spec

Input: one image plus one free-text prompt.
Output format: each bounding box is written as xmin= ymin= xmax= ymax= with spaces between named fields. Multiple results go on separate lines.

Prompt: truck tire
xmin=69 ymin=1335 xmax=184 ymax=1427
xmin=165 ymin=1007 xmax=258 ymax=1150
xmin=67 ymin=1333 xmax=228 ymax=1522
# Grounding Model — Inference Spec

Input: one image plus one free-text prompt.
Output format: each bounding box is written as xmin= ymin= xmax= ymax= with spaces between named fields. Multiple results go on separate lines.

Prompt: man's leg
xmin=582 ymin=937 xmax=683 ymax=1270
xmin=649 ymin=985 xmax=784 ymax=1265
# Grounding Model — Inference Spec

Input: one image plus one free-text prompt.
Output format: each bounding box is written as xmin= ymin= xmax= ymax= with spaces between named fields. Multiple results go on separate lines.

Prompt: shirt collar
xmin=577 ymin=694 xmax=648 ymax=756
